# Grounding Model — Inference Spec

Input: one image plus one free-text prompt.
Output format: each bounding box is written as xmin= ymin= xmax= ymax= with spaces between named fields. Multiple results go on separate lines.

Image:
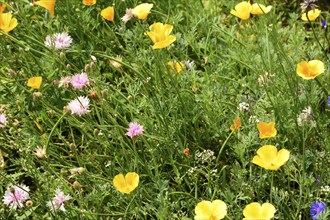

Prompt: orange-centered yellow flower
xmin=167 ymin=61 xmax=184 ymax=74
xmin=296 ymin=60 xmax=325 ymax=80
xmin=251 ymin=3 xmax=272 ymax=15
xmin=132 ymin=3 xmax=153 ymax=20
xmin=113 ymin=172 xmax=139 ymax=194
xmin=194 ymin=200 xmax=227 ymax=220
xmin=0 ymin=12 xmax=17 ymax=33
xmin=243 ymin=202 xmax=276 ymax=220
xmin=27 ymin=76 xmax=43 ymax=89
xmin=257 ymin=121 xmax=277 ymax=139
xmin=33 ymin=0 xmax=56 ymax=17
xmin=301 ymin=9 xmax=321 ymax=21
xmin=82 ymin=0 xmax=96 ymax=6
xmin=252 ymin=145 xmax=290 ymax=170
xmin=230 ymin=1 xmax=252 ymax=20
xmin=101 ymin=6 xmax=114 ymax=21
xmin=146 ymin=22 xmax=176 ymax=49
xmin=230 ymin=118 xmax=241 ymax=131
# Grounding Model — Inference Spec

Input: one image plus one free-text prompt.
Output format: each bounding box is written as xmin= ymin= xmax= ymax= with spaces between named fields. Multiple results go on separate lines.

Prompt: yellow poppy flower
xmin=296 ymin=60 xmax=325 ymax=80
xmin=82 ymin=0 xmax=96 ymax=6
xmin=0 ymin=12 xmax=17 ymax=34
xmin=167 ymin=61 xmax=184 ymax=73
xmin=27 ymin=76 xmax=43 ymax=89
xmin=113 ymin=172 xmax=139 ymax=194
xmin=230 ymin=1 xmax=252 ymax=20
xmin=230 ymin=118 xmax=241 ymax=131
xmin=0 ymin=3 xmax=6 ymax=13
xmin=146 ymin=22 xmax=176 ymax=49
xmin=301 ymin=9 xmax=321 ymax=21
xmin=257 ymin=121 xmax=277 ymax=139
xmin=101 ymin=6 xmax=114 ymax=21
xmin=132 ymin=3 xmax=153 ymax=20
xmin=252 ymin=145 xmax=290 ymax=170
xmin=33 ymin=0 xmax=56 ymax=17
xmin=251 ymin=3 xmax=272 ymax=15
xmin=194 ymin=200 xmax=227 ymax=220
xmin=243 ymin=202 xmax=276 ymax=220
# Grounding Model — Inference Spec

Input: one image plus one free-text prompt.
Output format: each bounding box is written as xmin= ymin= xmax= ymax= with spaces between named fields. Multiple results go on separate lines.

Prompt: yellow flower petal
xmin=243 ymin=202 xmax=276 ymax=219
xmin=296 ymin=60 xmax=325 ymax=80
xmin=257 ymin=121 xmax=277 ymax=139
xmin=301 ymin=9 xmax=321 ymax=21
xmin=132 ymin=3 xmax=153 ymax=20
xmin=33 ymin=0 xmax=56 ymax=17
xmin=195 ymin=200 xmax=227 ymax=220
xmin=0 ymin=12 xmax=17 ymax=33
xmin=260 ymin=203 xmax=276 ymax=219
xmin=243 ymin=202 xmax=263 ymax=219
xmin=82 ymin=0 xmax=96 ymax=6
xmin=27 ymin=76 xmax=43 ymax=89
xmin=113 ymin=172 xmax=139 ymax=194
xmin=274 ymin=149 xmax=290 ymax=166
xmin=101 ymin=6 xmax=114 ymax=21
xmin=230 ymin=1 xmax=252 ymax=20
xmin=251 ymin=3 xmax=272 ymax=15
xmin=146 ymin=22 xmax=176 ymax=49
xmin=252 ymin=145 xmax=290 ymax=170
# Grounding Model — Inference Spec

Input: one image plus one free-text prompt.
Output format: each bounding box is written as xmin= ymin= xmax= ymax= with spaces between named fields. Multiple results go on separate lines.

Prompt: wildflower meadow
xmin=0 ymin=0 xmax=330 ymax=219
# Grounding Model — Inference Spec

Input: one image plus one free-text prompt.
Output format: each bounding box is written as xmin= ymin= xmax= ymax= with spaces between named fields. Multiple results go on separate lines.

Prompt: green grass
xmin=0 ymin=0 xmax=329 ymax=219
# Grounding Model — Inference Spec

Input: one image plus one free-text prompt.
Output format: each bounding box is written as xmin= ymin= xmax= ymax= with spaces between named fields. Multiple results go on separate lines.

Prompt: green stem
xmin=45 ymin=113 xmax=67 ymax=152
xmin=270 ymin=171 xmax=274 ymax=203
xmin=216 ymin=130 xmax=234 ymax=162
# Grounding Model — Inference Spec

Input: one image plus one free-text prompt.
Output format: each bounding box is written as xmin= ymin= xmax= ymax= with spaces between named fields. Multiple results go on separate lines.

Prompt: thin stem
xmin=216 ymin=130 xmax=234 ymax=162
xmin=45 ymin=113 xmax=67 ymax=152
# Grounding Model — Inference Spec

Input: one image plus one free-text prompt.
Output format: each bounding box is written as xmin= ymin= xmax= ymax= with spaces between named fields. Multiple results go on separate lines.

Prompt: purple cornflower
xmin=126 ymin=122 xmax=144 ymax=138
xmin=2 ymin=184 xmax=30 ymax=209
xmin=71 ymin=72 xmax=89 ymax=89
xmin=67 ymin=96 xmax=91 ymax=116
xmin=47 ymin=188 xmax=71 ymax=212
xmin=321 ymin=20 xmax=327 ymax=29
xmin=45 ymin=32 xmax=73 ymax=50
xmin=310 ymin=201 xmax=326 ymax=220
xmin=0 ymin=113 xmax=7 ymax=129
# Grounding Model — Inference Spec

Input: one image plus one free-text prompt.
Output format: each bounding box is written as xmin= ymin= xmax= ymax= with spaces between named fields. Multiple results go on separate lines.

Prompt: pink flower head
xmin=0 ymin=113 xmax=7 ymax=129
xmin=71 ymin=72 xmax=89 ymax=89
xmin=45 ymin=32 xmax=73 ymax=50
xmin=126 ymin=122 xmax=144 ymax=138
xmin=67 ymin=96 xmax=90 ymax=116
xmin=47 ymin=188 xmax=71 ymax=212
xmin=2 ymin=184 xmax=30 ymax=209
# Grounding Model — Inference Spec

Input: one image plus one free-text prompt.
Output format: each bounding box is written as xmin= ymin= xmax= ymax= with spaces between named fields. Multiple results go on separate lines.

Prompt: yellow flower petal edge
xmin=113 ymin=172 xmax=139 ymax=194
xmin=251 ymin=3 xmax=272 ymax=15
xmin=82 ymin=0 xmax=96 ymax=6
xmin=296 ymin=60 xmax=325 ymax=80
xmin=33 ymin=0 xmax=56 ymax=17
xmin=27 ymin=76 xmax=43 ymax=89
xmin=194 ymin=200 xmax=227 ymax=220
xmin=230 ymin=118 xmax=241 ymax=131
xmin=301 ymin=9 xmax=321 ymax=21
xmin=132 ymin=3 xmax=153 ymax=20
xmin=243 ymin=202 xmax=276 ymax=220
xmin=101 ymin=6 xmax=114 ymax=21
xmin=146 ymin=22 xmax=176 ymax=49
xmin=0 ymin=12 xmax=18 ymax=34
xmin=230 ymin=1 xmax=252 ymax=20
xmin=252 ymin=145 xmax=290 ymax=170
